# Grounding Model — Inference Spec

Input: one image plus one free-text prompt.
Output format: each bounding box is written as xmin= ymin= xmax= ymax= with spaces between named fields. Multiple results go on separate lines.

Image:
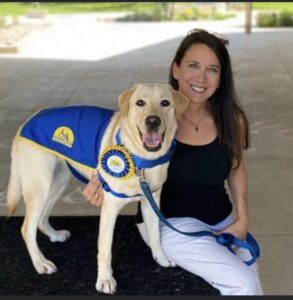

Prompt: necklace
xmin=182 ymin=111 xmax=206 ymax=132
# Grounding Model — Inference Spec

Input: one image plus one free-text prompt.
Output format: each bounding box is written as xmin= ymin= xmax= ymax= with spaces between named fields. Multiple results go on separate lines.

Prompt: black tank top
xmin=160 ymin=137 xmax=233 ymax=225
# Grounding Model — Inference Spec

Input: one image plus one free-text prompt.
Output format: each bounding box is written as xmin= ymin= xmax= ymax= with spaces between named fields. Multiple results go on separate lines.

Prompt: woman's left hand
xmin=215 ymin=219 xmax=248 ymax=241
xmin=82 ymin=172 xmax=104 ymax=207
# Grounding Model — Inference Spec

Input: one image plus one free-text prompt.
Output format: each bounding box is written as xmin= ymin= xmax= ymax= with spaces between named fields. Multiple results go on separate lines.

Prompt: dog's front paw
xmin=34 ymin=257 xmax=57 ymax=274
xmin=96 ymin=277 xmax=117 ymax=294
xmin=154 ymin=253 xmax=176 ymax=268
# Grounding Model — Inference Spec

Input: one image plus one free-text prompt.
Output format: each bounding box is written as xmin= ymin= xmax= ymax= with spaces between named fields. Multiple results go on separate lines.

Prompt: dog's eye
xmin=161 ymin=99 xmax=170 ymax=107
xmin=136 ymin=99 xmax=146 ymax=107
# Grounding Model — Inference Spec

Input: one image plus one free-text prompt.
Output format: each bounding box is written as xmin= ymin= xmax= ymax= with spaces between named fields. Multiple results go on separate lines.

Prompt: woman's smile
xmin=190 ymin=84 xmax=207 ymax=93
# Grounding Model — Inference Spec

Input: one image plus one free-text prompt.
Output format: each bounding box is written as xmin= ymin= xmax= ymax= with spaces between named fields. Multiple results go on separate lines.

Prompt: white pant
xmin=137 ymin=214 xmax=263 ymax=295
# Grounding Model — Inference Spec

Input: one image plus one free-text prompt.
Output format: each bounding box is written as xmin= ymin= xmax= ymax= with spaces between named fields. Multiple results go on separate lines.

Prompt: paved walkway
xmin=0 ymin=12 xmax=260 ymax=61
xmin=0 ymin=13 xmax=293 ymax=295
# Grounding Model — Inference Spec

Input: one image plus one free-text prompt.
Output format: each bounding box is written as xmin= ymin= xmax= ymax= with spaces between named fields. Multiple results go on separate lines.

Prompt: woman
xmin=82 ymin=29 xmax=263 ymax=295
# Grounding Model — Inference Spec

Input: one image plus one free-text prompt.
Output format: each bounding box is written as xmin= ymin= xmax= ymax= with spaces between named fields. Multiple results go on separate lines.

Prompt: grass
xmin=0 ymin=2 xmax=29 ymax=16
xmin=0 ymin=2 xmax=158 ymax=16
xmin=1 ymin=2 xmax=292 ymax=19
xmin=252 ymin=2 xmax=293 ymax=13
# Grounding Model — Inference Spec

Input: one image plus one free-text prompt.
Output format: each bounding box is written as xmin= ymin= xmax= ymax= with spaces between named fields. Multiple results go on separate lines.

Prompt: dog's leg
xmin=21 ymin=178 xmax=58 ymax=274
xmin=7 ymin=140 xmax=22 ymax=216
xmin=38 ymin=160 xmax=71 ymax=242
xmin=141 ymin=190 xmax=176 ymax=267
xmin=96 ymin=195 xmax=127 ymax=294
xmin=18 ymin=141 xmax=59 ymax=274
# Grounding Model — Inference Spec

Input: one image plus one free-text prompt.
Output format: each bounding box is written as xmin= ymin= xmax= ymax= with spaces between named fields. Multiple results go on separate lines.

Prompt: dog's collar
xmin=115 ymin=129 xmax=176 ymax=169
xmin=98 ymin=172 xmax=161 ymax=199
xmin=98 ymin=173 xmax=142 ymax=198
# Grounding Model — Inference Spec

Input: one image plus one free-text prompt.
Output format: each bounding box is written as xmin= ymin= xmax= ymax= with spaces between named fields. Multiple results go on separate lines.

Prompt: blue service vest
xmin=19 ymin=106 xmax=115 ymax=170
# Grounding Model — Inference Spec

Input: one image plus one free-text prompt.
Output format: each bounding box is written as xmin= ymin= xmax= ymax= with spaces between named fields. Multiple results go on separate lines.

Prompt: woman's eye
xmin=189 ymin=63 xmax=199 ymax=69
xmin=208 ymin=67 xmax=219 ymax=73
xmin=136 ymin=99 xmax=145 ymax=106
xmin=161 ymin=99 xmax=170 ymax=107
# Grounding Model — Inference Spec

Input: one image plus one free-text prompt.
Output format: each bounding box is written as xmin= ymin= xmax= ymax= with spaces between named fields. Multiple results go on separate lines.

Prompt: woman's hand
xmin=215 ymin=218 xmax=248 ymax=241
xmin=82 ymin=172 xmax=104 ymax=207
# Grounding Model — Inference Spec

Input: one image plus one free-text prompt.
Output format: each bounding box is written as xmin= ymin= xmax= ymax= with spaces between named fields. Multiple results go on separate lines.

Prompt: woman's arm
xmin=225 ymin=158 xmax=249 ymax=240
xmin=217 ymin=113 xmax=249 ymax=240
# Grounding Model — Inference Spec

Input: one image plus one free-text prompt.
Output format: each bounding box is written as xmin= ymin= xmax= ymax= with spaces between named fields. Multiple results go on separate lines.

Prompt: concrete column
xmin=245 ymin=2 xmax=252 ymax=34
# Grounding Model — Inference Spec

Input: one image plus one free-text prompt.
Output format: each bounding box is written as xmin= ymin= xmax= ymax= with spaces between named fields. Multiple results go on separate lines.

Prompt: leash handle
xmin=139 ymin=179 xmax=260 ymax=266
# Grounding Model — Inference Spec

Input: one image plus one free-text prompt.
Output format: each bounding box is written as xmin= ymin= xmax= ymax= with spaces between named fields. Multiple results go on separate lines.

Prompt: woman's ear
xmin=172 ymin=62 xmax=179 ymax=80
xmin=118 ymin=84 xmax=139 ymax=118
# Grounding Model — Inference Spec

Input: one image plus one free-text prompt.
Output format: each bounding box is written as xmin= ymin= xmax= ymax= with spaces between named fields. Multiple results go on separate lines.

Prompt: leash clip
xmin=139 ymin=168 xmax=149 ymax=184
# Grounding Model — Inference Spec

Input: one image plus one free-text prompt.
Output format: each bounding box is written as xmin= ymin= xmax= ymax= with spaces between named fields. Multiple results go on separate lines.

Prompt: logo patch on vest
xmin=52 ymin=126 xmax=74 ymax=148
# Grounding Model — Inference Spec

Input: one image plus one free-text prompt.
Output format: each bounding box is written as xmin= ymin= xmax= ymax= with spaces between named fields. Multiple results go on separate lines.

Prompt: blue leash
xmin=67 ymin=159 xmax=260 ymax=265
xmin=139 ymin=178 xmax=260 ymax=266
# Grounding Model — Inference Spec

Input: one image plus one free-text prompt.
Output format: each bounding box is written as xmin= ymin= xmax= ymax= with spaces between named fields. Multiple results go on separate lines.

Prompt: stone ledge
xmin=0 ymin=44 xmax=19 ymax=54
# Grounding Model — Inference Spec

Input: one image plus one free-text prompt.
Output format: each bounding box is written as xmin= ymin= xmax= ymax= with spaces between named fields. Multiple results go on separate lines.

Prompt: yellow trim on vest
xmin=16 ymin=135 xmax=97 ymax=172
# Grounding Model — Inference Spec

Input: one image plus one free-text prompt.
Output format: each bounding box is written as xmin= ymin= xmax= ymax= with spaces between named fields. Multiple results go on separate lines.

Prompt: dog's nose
xmin=145 ymin=115 xmax=161 ymax=130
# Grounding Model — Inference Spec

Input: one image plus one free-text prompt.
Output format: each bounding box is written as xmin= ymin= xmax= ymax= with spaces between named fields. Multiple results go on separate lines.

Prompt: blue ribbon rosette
xmin=99 ymin=145 xmax=135 ymax=180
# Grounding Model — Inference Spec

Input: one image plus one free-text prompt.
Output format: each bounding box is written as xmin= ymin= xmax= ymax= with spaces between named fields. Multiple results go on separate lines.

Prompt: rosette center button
xmin=107 ymin=156 xmax=125 ymax=173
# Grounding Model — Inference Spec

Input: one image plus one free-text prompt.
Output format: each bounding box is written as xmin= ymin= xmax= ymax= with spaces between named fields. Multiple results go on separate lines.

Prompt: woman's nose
xmin=194 ymin=69 xmax=207 ymax=82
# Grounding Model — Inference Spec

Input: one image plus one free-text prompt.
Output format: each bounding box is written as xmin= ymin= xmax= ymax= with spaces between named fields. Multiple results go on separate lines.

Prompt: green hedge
xmin=278 ymin=10 xmax=293 ymax=26
xmin=257 ymin=10 xmax=293 ymax=27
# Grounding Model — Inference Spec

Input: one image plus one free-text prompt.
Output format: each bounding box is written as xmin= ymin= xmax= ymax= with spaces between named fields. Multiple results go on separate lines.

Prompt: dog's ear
xmin=118 ymin=84 xmax=139 ymax=118
xmin=169 ymin=86 xmax=189 ymax=119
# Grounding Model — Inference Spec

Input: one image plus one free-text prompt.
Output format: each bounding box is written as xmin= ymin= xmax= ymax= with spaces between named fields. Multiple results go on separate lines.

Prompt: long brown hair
xmin=169 ymin=29 xmax=249 ymax=169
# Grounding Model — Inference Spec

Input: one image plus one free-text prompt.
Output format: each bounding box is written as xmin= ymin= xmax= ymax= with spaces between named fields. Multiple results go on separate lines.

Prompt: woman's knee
xmin=221 ymin=267 xmax=262 ymax=295
xmin=161 ymin=242 xmax=262 ymax=295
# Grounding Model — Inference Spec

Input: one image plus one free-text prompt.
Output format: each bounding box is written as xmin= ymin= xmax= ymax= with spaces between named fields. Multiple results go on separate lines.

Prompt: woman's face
xmin=173 ymin=43 xmax=221 ymax=105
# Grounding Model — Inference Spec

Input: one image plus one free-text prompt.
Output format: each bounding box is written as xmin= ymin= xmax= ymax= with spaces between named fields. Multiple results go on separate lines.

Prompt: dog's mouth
xmin=138 ymin=127 xmax=165 ymax=152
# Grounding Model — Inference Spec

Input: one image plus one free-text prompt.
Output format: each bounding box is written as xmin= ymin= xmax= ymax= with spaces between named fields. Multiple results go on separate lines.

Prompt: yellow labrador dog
xmin=7 ymin=83 xmax=188 ymax=294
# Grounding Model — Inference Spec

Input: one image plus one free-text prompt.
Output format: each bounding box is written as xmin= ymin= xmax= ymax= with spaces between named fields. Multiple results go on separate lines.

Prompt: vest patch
xmin=52 ymin=126 xmax=75 ymax=148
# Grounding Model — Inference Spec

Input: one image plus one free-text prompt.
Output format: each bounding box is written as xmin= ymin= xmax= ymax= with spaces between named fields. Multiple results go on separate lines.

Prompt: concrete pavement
xmin=0 ymin=13 xmax=293 ymax=295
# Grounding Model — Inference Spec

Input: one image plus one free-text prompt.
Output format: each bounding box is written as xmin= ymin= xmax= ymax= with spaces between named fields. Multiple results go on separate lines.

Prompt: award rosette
xmin=99 ymin=145 xmax=135 ymax=180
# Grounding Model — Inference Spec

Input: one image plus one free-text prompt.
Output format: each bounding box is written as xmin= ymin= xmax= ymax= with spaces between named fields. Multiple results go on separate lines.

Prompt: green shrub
xmin=278 ymin=10 xmax=293 ymax=26
xmin=115 ymin=3 xmax=171 ymax=22
xmin=257 ymin=12 xmax=278 ymax=27
xmin=0 ymin=17 xmax=5 ymax=29
xmin=210 ymin=12 xmax=235 ymax=20
xmin=176 ymin=7 xmax=195 ymax=21
xmin=174 ymin=6 xmax=234 ymax=21
xmin=116 ymin=12 xmax=162 ymax=22
xmin=175 ymin=7 xmax=206 ymax=21
xmin=257 ymin=10 xmax=293 ymax=27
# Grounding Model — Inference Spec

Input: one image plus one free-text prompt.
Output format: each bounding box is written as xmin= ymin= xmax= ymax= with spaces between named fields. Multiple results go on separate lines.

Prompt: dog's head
xmin=118 ymin=83 xmax=188 ymax=156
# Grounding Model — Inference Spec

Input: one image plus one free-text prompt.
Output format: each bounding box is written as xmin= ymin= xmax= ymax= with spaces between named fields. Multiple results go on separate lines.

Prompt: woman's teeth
xmin=191 ymin=85 xmax=206 ymax=92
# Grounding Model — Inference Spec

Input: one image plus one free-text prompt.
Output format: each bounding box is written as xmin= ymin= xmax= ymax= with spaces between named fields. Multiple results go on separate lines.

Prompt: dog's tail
xmin=7 ymin=140 xmax=22 ymax=217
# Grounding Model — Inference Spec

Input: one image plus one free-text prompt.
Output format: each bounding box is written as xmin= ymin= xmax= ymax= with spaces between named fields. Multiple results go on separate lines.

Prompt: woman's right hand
xmin=82 ymin=172 xmax=104 ymax=207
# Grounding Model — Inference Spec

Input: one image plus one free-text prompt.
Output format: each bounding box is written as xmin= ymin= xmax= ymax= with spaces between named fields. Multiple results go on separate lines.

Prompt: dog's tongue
xmin=142 ymin=132 xmax=162 ymax=148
